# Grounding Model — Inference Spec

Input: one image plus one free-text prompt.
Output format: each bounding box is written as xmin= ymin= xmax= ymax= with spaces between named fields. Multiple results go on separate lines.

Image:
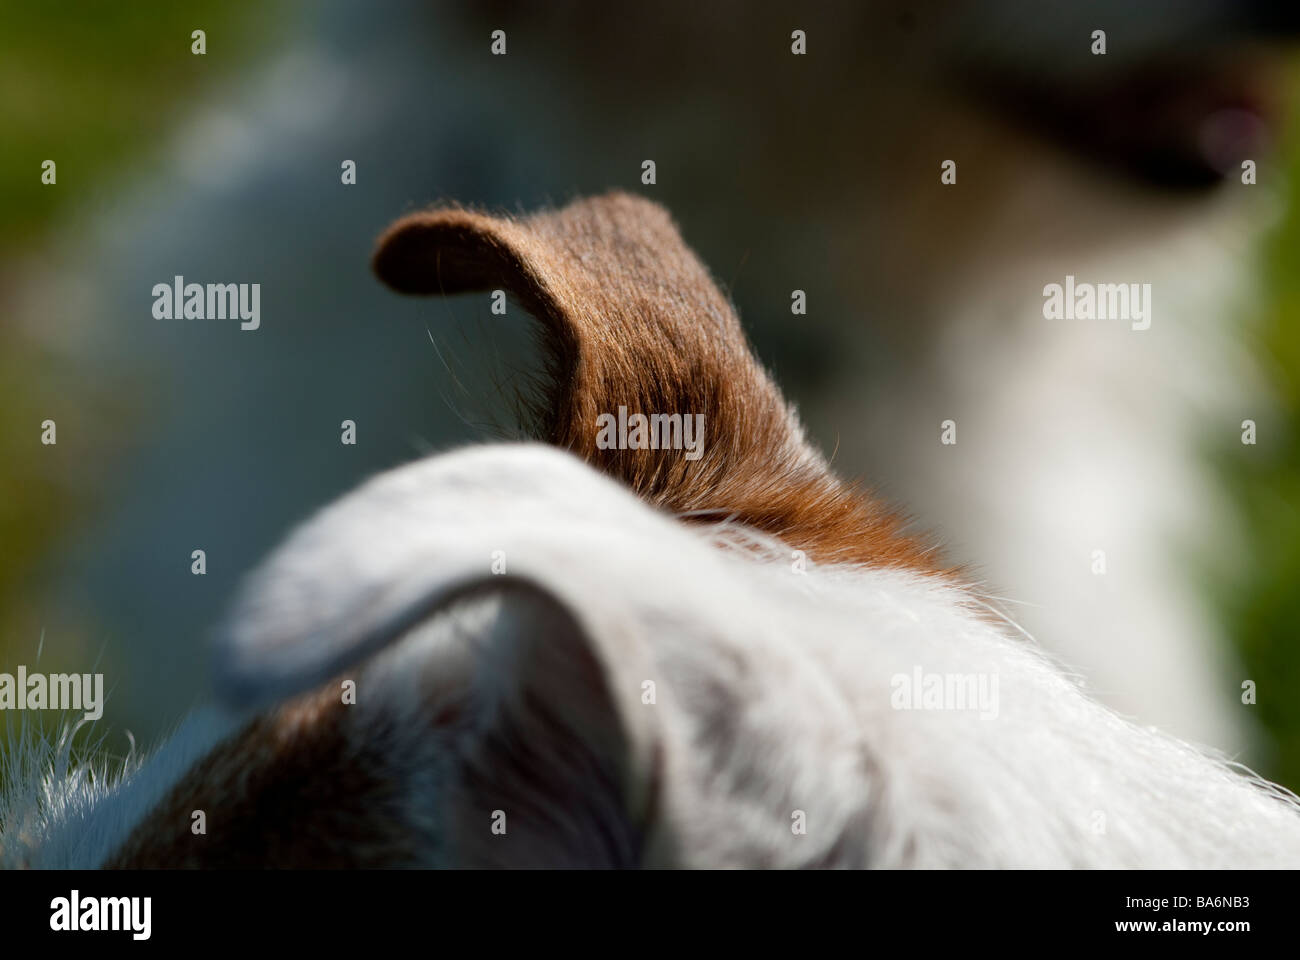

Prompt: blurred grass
xmin=0 ymin=1 xmax=282 ymax=743
xmin=0 ymin=2 xmax=281 ymax=253
xmin=1217 ymin=80 xmax=1300 ymax=792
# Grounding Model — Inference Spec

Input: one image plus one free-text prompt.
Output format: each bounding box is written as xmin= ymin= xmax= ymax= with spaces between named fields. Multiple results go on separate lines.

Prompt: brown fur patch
xmin=373 ymin=192 xmax=951 ymax=575
xmin=104 ymin=689 xmax=414 ymax=868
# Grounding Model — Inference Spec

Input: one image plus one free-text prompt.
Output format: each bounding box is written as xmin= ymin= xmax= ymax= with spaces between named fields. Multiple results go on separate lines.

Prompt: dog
xmin=3 ymin=192 xmax=1299 ymax=868
xmin=464 ymin=0 xmax=1300 ymax=760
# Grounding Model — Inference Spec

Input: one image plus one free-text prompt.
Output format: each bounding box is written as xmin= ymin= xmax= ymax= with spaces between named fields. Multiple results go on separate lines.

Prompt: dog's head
xmin=9 ymin=193 xmax=1300 ymax=869
xmin=12 ymin=193 xmax=927 ymax=868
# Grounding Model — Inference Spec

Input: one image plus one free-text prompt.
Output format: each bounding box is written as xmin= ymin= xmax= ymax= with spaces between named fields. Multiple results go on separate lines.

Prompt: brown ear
xmin=373 ymin=191 xmax=944 ymax=574
xmin=372 ymin=192 xmax=776 ymax=463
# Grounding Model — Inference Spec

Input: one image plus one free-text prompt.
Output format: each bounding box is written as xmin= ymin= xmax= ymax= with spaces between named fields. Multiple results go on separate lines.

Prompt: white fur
xmin=2 ymin=707 xmax=241 ymax=868
xmin=6 ymin=443 xmax=1300 ymax=867
xmin=838 ymin=190 xmax=1275 ymax=755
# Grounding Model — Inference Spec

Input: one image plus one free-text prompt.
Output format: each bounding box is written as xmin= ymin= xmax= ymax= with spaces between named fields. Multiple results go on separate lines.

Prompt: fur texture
xmin=373 ymin=193 xmax=947 ymax=574
xmin=3 ymin=193 xmax=1299 ymax=868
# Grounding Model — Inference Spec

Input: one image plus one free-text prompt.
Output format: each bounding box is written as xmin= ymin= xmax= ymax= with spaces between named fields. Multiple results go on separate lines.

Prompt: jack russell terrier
xmin=3 ymin=192 xmax=1298 ymax=868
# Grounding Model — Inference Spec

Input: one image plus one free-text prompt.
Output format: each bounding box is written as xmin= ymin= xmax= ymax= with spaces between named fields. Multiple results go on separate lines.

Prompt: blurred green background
xmin=1218 ymin=103 xmax=1300 ymax=792
xmin=1 ymin=0 xmax=280 ymax=750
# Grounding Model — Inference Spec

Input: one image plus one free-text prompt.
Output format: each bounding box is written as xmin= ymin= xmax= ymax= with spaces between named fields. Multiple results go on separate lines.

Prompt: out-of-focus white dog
xmin=4 ymin=193 xmax=1300 ymax=868
xmin=797 ymin=3 xmax=1299 ymax=757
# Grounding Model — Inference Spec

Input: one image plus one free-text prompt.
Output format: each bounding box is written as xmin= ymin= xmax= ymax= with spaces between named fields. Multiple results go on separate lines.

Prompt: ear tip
xmin=371 ymin=212 xmax=448 ymax=294
xmin=585 ymin=191 xmax=683 ymax=245
xmin=372 ymin=208 xmax=502 ymax=295
xmin=595 ymin=189 xmax=671 ymax=218
xmin=371 ymin=192 xmax=678 ymax=298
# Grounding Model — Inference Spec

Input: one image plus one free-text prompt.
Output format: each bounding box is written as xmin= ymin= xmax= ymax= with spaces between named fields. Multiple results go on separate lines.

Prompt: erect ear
xmin=371 ymin=192 xmax=945 ymax=574
xmin=372 ymin=190 xmax=783 ymax=466
xmin=211 ymin=447 xmax=662 ymax=716
xmin=385 ymin=578 xmax=665 ymax=867
xmin=208 ymin=447 xmax=669 ymax=864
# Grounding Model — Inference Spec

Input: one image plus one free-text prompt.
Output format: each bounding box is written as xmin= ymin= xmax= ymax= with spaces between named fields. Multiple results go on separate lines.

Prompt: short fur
xmin=373 ymin=193 xmax=947 ymax=574
xmin=3 ymin=193 xmax=1299 ymax=868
